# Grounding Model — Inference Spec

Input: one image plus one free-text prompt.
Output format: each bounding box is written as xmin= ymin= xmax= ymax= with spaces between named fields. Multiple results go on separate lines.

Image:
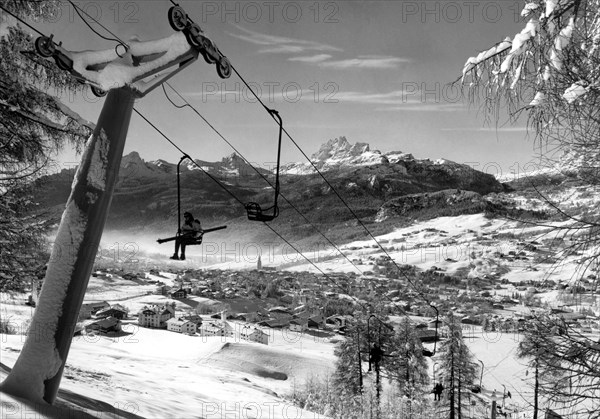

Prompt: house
xmin=461 ymin=317 xmax=479 ymax=325
xmin=326 ymin=315 xmax=352 ymax=329
xmin=234 ymin=312 xmax=260 ymax=323
xmin=417 ymin=329 xmax=438 ymax=343
xmin=170 ymin=287 xmax=187 ymax=299
xmin=156 ymin=284 xmax=169 ymax=295
xmin=289 ymin=318 xmax=308 ymax=332
xmin=166 ymin=318 xmax=197 ymax=334
xmin=201 ymin=311 xmax=233 ymax=337
xmin=138 ymin=305 xmax=175 ymax=328
xmin=80 ymin=301 xmax=110 ymax=319
xmin=86 ymin=317 xmax=122 ymax=335
xmin=258 ymin=318 xmax=290 ymax=329
xmin=428 ymin=319 xmax=443 ymax=329
xmin=240 ymin=327 xmax=269 ymax=345
xmin=96 ymin=304 xmax=128 ymax=320
xmin=182 ymin=314 xmax=203 ymax=327
xmin=308 ymin=315 xmax=325 ymax=329
xmin=201 ymin=321 xmax=234 ymax=337
xmin=268 ymin=306 xmax=293 ymax=320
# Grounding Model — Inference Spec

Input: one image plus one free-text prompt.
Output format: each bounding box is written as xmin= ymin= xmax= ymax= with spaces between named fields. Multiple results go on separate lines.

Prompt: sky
xmin=28 ymin=0 xmax=543 ymax=178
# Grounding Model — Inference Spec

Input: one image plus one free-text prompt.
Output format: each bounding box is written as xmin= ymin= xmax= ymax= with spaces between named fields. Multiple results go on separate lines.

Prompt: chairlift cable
xmin=232 ymin=58 xmax=440 ymax=331
xmin=134 ymin=107 xmax=391 ymax=323
xmin=133 ymin=108 xmax=244 ymax=206
xmin=0 ymin=4 xmax=46 ymax=36
xmin=72 ymin=0 xmax=441 ymax=359
xmin=163 ymin=71 xmax=432 ymax=324
xmin=12 ymin=0 xmax=445 ymax=389
xmin=67 ymin=0 xmax=129 ymax=54
xmin=160 ymin=78 xmax=431 ymax=339
xmin=161 ymin=82 xmax=365 ymax=276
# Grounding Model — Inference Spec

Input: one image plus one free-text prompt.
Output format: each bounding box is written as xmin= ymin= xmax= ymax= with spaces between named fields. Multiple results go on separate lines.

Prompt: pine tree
xmin=1 ymin=2 xmax=92 ymax=183
xmin=0 ymin=2 xmax=92 ymax=290
xmin=438 ymin=313 xmax=479 ymax=419
xmin=515 ymin=314 xmax=600 ymax=418
xmin=387 ymin=317 xmax=430 ymax=399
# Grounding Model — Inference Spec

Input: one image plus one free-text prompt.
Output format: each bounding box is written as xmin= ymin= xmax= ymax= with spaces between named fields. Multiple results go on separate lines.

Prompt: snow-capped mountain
xmin=280 ymin=136 xmax=446 ymax=175
xmin=282 ymin=136 xmax=390 ymax=174
xmin=33 ymin=136 xmax=505 ymax=233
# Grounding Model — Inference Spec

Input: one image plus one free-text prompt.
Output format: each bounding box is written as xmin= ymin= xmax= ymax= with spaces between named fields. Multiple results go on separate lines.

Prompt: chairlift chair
xmin=245 ymin=109 xmax=283 ymax=222
xmin=157 ymin=154 xmax=226 ymax=246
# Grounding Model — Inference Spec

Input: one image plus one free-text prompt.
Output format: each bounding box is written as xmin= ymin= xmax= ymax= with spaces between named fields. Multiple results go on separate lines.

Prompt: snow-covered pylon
xmin=34 ymin=31 xmax=200 ymax=98
xmin=0 ymin=18 xmax=211 ymax=405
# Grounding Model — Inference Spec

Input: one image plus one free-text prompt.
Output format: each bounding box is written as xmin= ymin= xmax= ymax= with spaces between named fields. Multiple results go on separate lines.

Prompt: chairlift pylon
xmin=167 ymin=3 xmax=231 ymax=79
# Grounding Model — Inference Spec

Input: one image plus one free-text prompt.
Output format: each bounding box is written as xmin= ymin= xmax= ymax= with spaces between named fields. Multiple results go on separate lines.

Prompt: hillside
xmin=32 ymin=137 xmax=505 ymax=246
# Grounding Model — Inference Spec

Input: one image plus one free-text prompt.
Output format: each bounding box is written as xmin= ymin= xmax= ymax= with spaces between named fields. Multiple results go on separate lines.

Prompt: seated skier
xmin=170 ymin=211 xmax=202 ymax=261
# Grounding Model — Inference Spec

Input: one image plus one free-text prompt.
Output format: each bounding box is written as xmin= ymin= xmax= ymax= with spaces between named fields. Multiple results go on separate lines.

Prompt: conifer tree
xmin=438 ymin=313 xmax=479 ymax=419
xmin=0 ymin=1 xmax=92 ymax=290
xmin=387 ymin=317 xmax=429 ymax=399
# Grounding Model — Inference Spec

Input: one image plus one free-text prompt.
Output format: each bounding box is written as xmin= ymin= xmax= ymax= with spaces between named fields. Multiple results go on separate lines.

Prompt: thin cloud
xmin=335 ymin=90 xmax=429 ymax=106
xmin=378 ymin=104 xmax=466 ymax=112
xmin=289 ymin=54 xmax=332 ymax=63
xmin=227 ymin=24 xmax=341 ymax=54
xmin=332 ymin=90 xmax=466 ymax=112
xmin=440 ymin=127 xmax=528 ymax=132
xmin=318 ymin=55 xmax=412 ymax=70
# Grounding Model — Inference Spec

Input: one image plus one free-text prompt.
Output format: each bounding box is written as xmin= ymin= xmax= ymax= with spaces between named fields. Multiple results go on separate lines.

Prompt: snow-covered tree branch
xmin=461 ymin=0 xmax=600 ymax=178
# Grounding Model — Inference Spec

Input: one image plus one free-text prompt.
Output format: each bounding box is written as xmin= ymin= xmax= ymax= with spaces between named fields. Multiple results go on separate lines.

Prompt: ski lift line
xmin=66 ymin=0 xmax=129 ymax=52
xmin=158 ymin=6 xmax=433 ymax=330
xmin=161 ymin=82 xmax=366 ymax=276
xmin=230 ymin=65 xmax=282 ymax=125
xmin=135 ymin=107 xmax=393 ymax=327
xmin=165 ymin=16 xmax=549 ymax=404
xmin=159 ymin=84 xmax=435 ymax=329
xmin=133 ymin=104 xmax=384 ymax=317
xmin=235 ymin=58 xmax=439 ymax=315
xmin=0 ymin=4 xmax=45 ymax=36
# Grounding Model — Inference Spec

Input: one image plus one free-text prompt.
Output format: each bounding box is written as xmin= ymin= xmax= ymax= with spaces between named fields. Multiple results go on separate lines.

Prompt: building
xmin=326 ymin=315 xmax=352 ymax=329
xmin=201 ymin=321 xmax=234 ymax=337
xmin=138 ymin=305 xmax=175 ymax=328
xmin=85 ymin=317 xmax=122 ymax=335
xmin=96 ymin=304 xmax=129 ymax=320
xmin=166 ymin=318 xmax=197 ymax=334
xmin=268 ymin=306 xmax=293 ymax=320
xmin=289 ymin=318 xmax=308 ymax=332
xmin=182 ymin=314 xmax=203 ymax=327
xmin=170 ymin=287 xmax=187 ymax=299
xmin=80 ymin=301 xmax=110 ymax=319
xmin=240 ymin=327 xmax=269 ymax=345
xmin=200 ymin=310 xmax=233 ymax=337
xmin=308 ymin=315 xmax=325 ymax=329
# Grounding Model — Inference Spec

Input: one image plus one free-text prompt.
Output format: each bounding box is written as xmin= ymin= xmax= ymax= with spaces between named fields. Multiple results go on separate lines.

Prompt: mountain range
xmin=34 ymin=136 xmax=511 ymax=243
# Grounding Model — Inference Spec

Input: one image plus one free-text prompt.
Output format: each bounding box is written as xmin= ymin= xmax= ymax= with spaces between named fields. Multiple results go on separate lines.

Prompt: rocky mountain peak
xmin=311 ymin=136 xmax=372 ymax=162
xmin=121 ymin=151 xmax=144 ymax=166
